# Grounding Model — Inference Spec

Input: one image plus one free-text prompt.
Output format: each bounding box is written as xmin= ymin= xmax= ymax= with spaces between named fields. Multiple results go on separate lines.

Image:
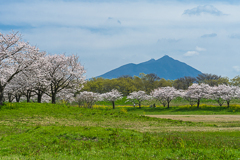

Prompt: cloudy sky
xmin=1 ymin=0 xmax=240 ymax=78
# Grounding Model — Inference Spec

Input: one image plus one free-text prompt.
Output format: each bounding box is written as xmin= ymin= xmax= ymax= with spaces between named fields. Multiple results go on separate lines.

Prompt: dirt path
xmin=146 ymin=115 xmax=240 ymax=122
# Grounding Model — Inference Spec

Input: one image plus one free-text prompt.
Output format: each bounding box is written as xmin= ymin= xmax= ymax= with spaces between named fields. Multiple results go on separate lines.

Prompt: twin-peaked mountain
xmin=98 ymin=55 xmax=202 ymax=80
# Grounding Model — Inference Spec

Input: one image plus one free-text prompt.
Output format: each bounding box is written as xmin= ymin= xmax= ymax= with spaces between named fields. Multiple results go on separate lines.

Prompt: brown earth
xmin=146 ymin=115 xmax=240 ymax=122
xmin=144 ymin=115 xmax=240 ymax=132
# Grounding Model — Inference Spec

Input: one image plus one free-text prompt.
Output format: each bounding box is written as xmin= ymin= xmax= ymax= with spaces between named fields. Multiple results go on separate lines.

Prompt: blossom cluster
xmin=1 ymin=31 xmax=86 ymax=105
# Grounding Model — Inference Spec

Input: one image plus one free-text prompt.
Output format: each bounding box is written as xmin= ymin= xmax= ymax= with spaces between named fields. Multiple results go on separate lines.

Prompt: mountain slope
xmin=98 ymin=55 xmax=202 ymax=80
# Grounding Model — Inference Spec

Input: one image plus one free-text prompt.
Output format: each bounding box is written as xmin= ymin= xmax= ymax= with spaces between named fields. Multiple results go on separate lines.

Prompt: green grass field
xmin=0 ymin=102 xmax=240 ymax=159
xmin=96 ymin=96 xmax=240 ymax=107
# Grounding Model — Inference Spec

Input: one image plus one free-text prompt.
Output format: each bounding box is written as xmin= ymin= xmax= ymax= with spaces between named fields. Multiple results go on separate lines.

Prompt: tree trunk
xmin=8 ymin=93 xmax=13 ymax=102
xmin=227 ymin=101 xmax=230 ymax=108
xmin=26 ymin=90 xmax=31 ymax=103
xmin=37 ymin=90 xmax=44 ymax=103
xmin=139 ymin=101 xmax=141 ymax=108
xmin=167 ymin=102 xmax=170 ymax=108
xmin=15 ymin=94 xmax=21 ymax=102
xmin=37 ymin=94 xmax=42 ymax=103
xmin=52 ymin=93 xmax=56 ymax=104
xmin=112 ymin=101 xmax=115 ymax=109
xmin=197 ymin=99 xmax=200 ymax=108
xmin=0 ymin=91 xmax=4 ymax=106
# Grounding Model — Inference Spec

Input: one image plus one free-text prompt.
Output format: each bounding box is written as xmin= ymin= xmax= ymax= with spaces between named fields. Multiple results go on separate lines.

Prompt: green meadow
xmin=0 ymin=102 xmax=240 ymax=159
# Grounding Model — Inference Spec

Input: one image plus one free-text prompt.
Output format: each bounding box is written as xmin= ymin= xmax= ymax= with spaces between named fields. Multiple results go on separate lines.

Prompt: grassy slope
xmin=0 ymin=103 xmax=240 ymax=159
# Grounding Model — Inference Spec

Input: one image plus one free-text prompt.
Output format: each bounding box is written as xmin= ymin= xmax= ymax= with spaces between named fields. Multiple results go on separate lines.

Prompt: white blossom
xmin=151 ymin=87 xmax=181 ymax=108
xmin=75 ymin=91 xmax=101 ymax=108
xmin=127 ymin=90 xmax=151 ymax=108
xmin=101 ymin=89 xmax=123 ymax=109
xmin=183 ymin=83 xmax=211 ymax=108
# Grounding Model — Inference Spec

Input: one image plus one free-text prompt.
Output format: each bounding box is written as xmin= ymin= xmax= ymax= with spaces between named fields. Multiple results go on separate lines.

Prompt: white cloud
xmin=196 ymin=46 xmax=206 ymax=51
xmin=184 ymin=51 xmax=199 ymax=56
xmin=201 ymin=33 xmax=217 ymax=38
xmin=183 ymin=46 xmax=205 ymax=57
xmin=233 ymin=66 xmax=240 ymax=72
xmin=230 ymin=34 xmax=240 ymax=39
xmin=183 ymin=5 xmax=226 ymax=16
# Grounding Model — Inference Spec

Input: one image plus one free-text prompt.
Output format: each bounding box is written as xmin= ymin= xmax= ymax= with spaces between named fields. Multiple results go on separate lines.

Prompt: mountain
xmin=97 ymin=55 xmax=202 ymax=80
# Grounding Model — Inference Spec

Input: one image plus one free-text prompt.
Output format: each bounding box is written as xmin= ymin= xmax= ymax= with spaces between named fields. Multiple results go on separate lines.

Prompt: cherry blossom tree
xmin=0 ymin=31 xmax=45 ymax=105
xmin=101 ymin=89 xmax=123 ymax=109
xmin=151 ymin=86 xmax=181 ymax=108
xmin=221 ymin=85 xmax=240 ymax=108
xmin=4 ymin=59 xmax=47 ymax=103
xmin=13 ymin=72 xmax=35 ymax=102
xmin=75 ymin=91 xmax=101 ymax=108
xmin=28 ymin=56 xmax=50 ymax=103
xmin=183 ymin=83 xmax=211 ymax=108
xmin=4 ymin=82 xmax=20 ymax=102
xmin=43 ymin=54 xmax=86 ymax=104
xmin=210 ymin=84 xmax=229 ymax=106
xmin=127 ymin=91 xmax=151 ymax=108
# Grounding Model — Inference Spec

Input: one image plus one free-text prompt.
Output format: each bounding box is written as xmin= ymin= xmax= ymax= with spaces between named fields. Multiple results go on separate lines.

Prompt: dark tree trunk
xmin=52 ymin=93 xmax=56 ymax=104
xmin=139 ymin=101 xmax=141 ymax=108
xmin=15 ymin=94 xmax=21 ymax=102
xmin=36 ymin=90 xmax=44 ymax=103
xmin=112 ymin=101 xmax=115 ymax=109
xmin=26 ymin=90 xmax=32 ymax=103
xmin=38 ymin=94 xmax=42 ymax=103
xmin=8 ymin=93 xmax=13 ymax=102
xmin=167 ymin=102 xmax=170 ymax=108
xmin=51 ymin=84 xmax=57 ymax=104
xmin=227 ymin=101 xmax=230 ymax=108
xmin=197 ymin=99 xmax=200 ymax=108
xmin=0 ymin=86 xmax=4 ymax=106
xmin=0 ymin=92 xmax=4 ymax=106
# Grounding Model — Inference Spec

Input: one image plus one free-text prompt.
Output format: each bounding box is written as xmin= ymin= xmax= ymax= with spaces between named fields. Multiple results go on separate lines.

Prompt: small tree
xmin=127 ymin=91 xmax=151 ymax=108
xmin=75 ymin=91 xmax=101 ymax=108
xmin=101 ymin=89 xmax=122 ymax=109
xmin=210 ymin=85 xmax=228 ymax=106
xmin=183 ymin=83 xmax=210 ymax=108
xmin=151 ymin=87 xmax=181 ymax=108
xmin=222 ymin=86 xmax=240 ymax=108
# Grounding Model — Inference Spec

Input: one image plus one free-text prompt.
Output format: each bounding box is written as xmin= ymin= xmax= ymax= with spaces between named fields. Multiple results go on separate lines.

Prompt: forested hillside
xmin=83 ymin=73 xmax=232 ymax=95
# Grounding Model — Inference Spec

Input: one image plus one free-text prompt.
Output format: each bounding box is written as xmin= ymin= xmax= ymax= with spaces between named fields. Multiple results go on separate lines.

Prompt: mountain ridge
xmin=97 ymin=55 xmax=202 ymax=80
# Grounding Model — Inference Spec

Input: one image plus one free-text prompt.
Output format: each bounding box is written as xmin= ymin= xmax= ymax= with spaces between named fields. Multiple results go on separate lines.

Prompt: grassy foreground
xmin=0 ymin=103 xmax=240 ymax=159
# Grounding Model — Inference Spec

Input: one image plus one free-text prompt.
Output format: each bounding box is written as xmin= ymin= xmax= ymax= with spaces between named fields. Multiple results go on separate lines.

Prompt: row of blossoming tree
xmin=0 ymin=31 xmax=86 ymax=105
xmin=75 ymin=84 xmax=240 ymax=109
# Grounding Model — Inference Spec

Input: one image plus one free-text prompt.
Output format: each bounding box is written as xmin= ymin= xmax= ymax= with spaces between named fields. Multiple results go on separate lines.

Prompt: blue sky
xmin=1 ymin=0 xmax=240 ymax=78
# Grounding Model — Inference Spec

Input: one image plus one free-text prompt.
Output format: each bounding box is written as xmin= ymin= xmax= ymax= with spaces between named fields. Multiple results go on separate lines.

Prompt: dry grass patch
xmin=146 ymin=115 xmax=240 ymax=122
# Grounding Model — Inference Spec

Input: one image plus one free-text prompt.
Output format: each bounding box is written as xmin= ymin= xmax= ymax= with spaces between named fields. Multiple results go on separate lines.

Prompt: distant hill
xmin=97 ymin=55 xmax=202 ymax=80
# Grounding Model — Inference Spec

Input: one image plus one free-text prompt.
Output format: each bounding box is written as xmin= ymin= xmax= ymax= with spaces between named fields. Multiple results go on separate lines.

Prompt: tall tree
xmin=0 ymin=31 xmax=45 ymax=105
xmin=44 ymin=54 xmax=86 ymax=104
xmin=196 ymin=73 xmax=221 ymax=86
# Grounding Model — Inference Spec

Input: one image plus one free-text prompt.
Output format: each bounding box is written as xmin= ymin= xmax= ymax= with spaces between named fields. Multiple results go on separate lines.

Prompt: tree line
xmin=82 ymin=73 xmax=237 ymax=95
xmin=76 ymin=83 xmax=240 ymax=109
